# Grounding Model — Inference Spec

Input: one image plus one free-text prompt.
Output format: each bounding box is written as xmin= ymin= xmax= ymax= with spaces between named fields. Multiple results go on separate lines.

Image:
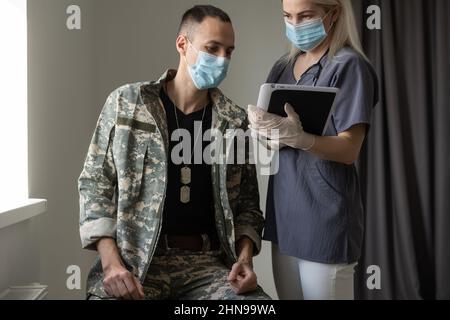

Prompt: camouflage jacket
xmin=78 ymin=69 xmax=264 ymax=298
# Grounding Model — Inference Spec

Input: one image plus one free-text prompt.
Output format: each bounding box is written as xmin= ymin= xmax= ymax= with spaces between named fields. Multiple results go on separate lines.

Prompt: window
xmin=0 ymin=0 xmax=28 ymax=212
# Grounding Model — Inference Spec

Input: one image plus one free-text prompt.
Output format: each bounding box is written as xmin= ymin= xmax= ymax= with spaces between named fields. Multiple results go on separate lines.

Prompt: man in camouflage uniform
xmin=78 ymin=5 xmax=271 ymax=300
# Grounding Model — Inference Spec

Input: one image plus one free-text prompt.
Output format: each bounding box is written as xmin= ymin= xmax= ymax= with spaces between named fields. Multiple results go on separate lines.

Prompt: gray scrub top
xmin=263 ymin=46 xmax=379 ymax=264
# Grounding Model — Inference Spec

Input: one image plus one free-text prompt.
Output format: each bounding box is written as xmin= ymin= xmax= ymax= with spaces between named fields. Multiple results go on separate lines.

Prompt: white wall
xmin=27 ymin=0 xmax=98 ymax=300
xmin=0 ymin=219 xmax=41 ymax=294
xmin=27 ymin=0 xmax=289 ymax=299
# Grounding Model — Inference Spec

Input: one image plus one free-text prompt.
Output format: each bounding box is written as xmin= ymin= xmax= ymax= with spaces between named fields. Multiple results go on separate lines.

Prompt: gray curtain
xmin=352 ymin=0 xmax=450 ymax=299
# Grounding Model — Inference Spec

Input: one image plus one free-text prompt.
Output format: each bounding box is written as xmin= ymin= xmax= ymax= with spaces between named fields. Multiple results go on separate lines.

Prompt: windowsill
xmin=0 ymin=199 xmax=47 ymax=230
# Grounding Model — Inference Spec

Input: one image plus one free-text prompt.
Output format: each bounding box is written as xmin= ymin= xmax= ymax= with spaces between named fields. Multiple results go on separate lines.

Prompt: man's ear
xmin=175 ymin=35 xmax=188 ymax=55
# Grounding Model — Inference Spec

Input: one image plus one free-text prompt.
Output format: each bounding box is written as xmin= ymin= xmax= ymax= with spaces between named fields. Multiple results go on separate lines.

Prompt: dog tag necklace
xmin=173 ymin=97 xmax=207 ymax=204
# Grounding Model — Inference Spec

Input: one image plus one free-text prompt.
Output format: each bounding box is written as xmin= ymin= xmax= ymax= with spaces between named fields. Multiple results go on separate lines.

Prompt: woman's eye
xmin=298 ymin=16 xmax=315 ymax=24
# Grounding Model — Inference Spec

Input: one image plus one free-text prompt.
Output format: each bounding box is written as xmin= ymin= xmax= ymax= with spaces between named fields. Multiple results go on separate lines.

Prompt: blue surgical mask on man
xmin=184 ymin=39 xmax=230 ymax=90
xmin=285 ymin=11 xmax=333 ymax=52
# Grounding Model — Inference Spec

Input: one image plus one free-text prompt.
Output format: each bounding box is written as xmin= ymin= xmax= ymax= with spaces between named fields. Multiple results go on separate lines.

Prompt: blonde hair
xmin=284 ymin=0 xmax=367 ymax=62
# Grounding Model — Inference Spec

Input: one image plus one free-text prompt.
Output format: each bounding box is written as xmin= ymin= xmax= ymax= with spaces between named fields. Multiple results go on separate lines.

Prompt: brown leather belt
xmin=158 ymin=234 xmax=220 ymax=251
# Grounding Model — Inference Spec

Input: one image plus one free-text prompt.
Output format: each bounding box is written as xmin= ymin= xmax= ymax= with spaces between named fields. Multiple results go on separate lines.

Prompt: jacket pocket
xmin=116 ymin=117 xmax=156 ymax=133
xmin=113 ymin=125 xmax=151 ymax=198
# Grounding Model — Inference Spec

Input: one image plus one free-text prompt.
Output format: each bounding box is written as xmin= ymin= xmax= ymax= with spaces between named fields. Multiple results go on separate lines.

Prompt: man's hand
xmin=227 ymin=261 xmax=258 ymax=295
xmin=97 ymin=237 xmax=145 ymax=300
xmin=229 ymin=236 xmax=258 ymax=295
xmin=103 ymin=264 xmax=145 ymax=300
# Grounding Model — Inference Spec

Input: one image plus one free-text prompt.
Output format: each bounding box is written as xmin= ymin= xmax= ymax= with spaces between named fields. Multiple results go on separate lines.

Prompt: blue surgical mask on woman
xmin=285 ymin=12 xmax=333 ymax=52
xmin=184 ymin=39 xmax=230 ymax=90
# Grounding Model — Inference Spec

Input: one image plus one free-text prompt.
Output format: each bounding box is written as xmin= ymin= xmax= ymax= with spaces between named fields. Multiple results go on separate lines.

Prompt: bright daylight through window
xmin=0 ymin=0 xmax=28 ymax=212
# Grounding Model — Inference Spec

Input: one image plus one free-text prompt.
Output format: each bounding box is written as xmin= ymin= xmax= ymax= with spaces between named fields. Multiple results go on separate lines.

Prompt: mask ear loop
xmin=325 ymin=8 xmax=338 ymax=29
xmin=183 ymin=37 xmax=199 ymax=67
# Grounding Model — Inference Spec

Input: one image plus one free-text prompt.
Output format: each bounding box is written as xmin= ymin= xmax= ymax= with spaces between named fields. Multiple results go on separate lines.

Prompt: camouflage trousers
xmin=89 ymin=246 xmax=271 ymax=300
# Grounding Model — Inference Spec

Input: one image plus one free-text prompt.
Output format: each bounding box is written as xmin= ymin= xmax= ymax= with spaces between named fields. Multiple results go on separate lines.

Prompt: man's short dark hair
xmin=178 ymin=5 xmax=232 ymax=38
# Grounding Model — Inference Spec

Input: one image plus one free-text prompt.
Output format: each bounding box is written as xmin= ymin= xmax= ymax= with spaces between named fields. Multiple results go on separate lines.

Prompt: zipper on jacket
xmin=214 ymin=120 xmax=238 ymax=264
xmin=139 ymin=96 xmax=169 ymax=284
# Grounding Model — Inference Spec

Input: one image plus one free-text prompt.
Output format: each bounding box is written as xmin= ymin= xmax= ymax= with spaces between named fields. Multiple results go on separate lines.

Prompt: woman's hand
xmin=248 ymin=103 xmax=367 ymax=164
xmin=247 ymin=103 xmax=316 ymax=151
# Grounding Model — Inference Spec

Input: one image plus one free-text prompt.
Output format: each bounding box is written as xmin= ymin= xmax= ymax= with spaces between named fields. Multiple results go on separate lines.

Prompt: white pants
xmin=272 ymin=243 xmax=357 ymax=300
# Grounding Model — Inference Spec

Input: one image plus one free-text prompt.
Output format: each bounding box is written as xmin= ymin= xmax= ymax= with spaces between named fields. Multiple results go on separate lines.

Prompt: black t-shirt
xmin=159 ymin=87 xmax=218 ymax=239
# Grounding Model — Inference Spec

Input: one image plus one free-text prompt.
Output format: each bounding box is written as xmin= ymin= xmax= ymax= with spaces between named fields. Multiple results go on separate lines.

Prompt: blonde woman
xmin=248 ymin=0 xmax=379 ymax=299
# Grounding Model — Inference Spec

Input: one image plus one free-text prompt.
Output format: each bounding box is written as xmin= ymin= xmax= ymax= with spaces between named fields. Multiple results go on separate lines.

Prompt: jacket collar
xmin=142 ymin=69 xmax=246 ymax=128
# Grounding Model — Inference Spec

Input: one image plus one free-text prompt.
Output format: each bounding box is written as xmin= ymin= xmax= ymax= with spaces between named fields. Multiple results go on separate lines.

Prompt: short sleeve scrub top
xmin=263 ymin=46 xmax=379 ymax=264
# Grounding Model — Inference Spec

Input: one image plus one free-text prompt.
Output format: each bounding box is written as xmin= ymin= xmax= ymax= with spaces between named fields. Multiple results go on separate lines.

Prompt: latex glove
xmin=249 ymin=124 xmax=286 ymax=151
xmin=247 ymin=103 xmax=316 ymax=151
xmin=247 ymin=105 xmax=287 ymax=151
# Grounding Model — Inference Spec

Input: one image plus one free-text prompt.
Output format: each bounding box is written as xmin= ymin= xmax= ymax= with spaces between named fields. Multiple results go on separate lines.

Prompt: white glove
xmin=247 ymin=103 xmax=316 ymax=151
xmin=249 ymin=125 xmax=286 ymax=151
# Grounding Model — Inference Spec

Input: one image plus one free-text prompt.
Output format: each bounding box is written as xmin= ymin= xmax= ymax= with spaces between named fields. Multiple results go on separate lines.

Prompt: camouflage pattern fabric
xmin=78 ymin=69 xmax=265 ymax=299
xmin=88 ymin=246 xmax=271 ymax=300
